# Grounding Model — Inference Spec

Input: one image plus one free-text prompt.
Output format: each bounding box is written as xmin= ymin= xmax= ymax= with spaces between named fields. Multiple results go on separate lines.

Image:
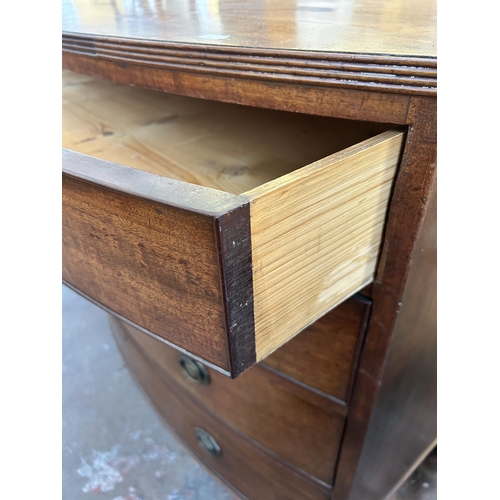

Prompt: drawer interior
xmin=63 ymin=69 xmax=394 ymax=195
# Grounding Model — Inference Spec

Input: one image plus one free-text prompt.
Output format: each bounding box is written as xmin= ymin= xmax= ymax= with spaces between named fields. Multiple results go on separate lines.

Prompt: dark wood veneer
xmin=119 ymin=317 xmax=347 ymax=485
xmin=62 ymin=0 xmax=436 ymax=59
xmin=62 ymin=34 xmax=436 ymax=96
xmin=112 ymin=316 xmax=330 ymax=500
xmin=215 ymin=208 xmax=255 ymax=375
xmin=262 ymin=296 xmax=371 ymax=403
xmin=63 ymin=150 xmax=255 ymax=374
xmin=62 ymin=53 xmax=412 ymax=125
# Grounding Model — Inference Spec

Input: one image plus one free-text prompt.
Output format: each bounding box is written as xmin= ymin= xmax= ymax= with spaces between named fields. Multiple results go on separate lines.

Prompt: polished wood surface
xmin=62 ymin=0 xmax=436 ymax=59
xmin=63 ymin=148 xmax=256 ymax=376
xmin=249 ymin=131 xmax=403 ymax=360
xmin=63 ymin=70 xmax=390 ymax=195
xmin=62 ymin=36 xmax=436 ymax=97
xmin=262 ymin=296 xmax=370 ymax=403
xmin=62 ymin=0 xmax=436 ymax=98
xmin=62 ymin=166 xmax=234 ymax=372
xmin=119 ymin=318 xmax=346 ymax=484
xmin=63 ymin=52 xmax=414 ymax=125
xmin=111 ymin=316 xmax=330 ymax=500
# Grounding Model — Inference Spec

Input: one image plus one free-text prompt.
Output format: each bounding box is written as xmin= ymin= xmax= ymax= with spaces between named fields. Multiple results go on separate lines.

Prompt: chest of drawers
xmin=62 ymin=0 xmax=436 ymax=498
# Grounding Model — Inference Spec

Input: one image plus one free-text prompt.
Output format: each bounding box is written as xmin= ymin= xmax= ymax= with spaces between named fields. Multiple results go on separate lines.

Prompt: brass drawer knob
xmin=179 ymin=355 xmax=210 ymax=385
xmin=195 ymin=427 xmax=221 ymax=457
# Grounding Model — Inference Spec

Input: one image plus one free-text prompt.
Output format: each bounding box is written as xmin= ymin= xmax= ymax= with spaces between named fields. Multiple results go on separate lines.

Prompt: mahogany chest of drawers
xmin=62 ymin=0 xmax=436 ymax=498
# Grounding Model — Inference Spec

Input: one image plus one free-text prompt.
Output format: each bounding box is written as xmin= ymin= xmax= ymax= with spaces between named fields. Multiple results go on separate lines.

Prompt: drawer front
xmin=111 ymin=316 xmax=330 ymax=500
xmin=117 ymin=317 xmax=346 ymax=484
xmin=262 ymin=295 xmax=371 ymax=402
xmin=63 ymin=71 xmax=404 ymax=377
xmin=62 ymin=159 xmax=248 ymax=375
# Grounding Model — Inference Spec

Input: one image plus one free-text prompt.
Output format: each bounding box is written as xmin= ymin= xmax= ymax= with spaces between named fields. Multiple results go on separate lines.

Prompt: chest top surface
xmin=62 ymin=0 xmax=436 ymax=58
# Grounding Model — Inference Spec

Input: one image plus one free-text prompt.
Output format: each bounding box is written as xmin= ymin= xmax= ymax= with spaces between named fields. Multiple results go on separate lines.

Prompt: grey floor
xmin=62 ymin=285 xmax=436 ymax=500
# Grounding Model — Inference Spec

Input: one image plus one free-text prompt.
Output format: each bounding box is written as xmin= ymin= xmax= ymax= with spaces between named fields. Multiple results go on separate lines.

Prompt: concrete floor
xmin=62 ymin=285 xmax=436 ymax=500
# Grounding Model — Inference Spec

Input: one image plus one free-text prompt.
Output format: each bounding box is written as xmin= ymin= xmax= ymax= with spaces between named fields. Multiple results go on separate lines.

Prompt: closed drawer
xmin=262 ymin=295 xmax=371 ymax=402
xmin=62 ymin=70 xmax=404 ymax=376
xmin=117 ymin=316 xmax=346 ymax=484
xmin=111 ymin=316 xmax=330 ymax=500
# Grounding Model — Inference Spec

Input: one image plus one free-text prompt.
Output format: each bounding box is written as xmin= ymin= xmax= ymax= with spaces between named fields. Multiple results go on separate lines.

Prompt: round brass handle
xmin=195 ymin=427 xmax=221 ymax=457
xmin=179 ymin=355 xmax=210 ymax=385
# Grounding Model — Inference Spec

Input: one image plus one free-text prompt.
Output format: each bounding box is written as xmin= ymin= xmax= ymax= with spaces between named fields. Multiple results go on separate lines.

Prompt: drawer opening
xmin=63 ymin=68 xmax=405 ymax=376
xmin=63 ymin=69 xmax=396 ymax=196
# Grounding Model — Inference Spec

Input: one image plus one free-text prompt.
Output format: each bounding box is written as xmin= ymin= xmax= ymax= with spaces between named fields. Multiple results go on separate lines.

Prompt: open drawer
xmin=62 ymin=70 xmax=404 ymax=376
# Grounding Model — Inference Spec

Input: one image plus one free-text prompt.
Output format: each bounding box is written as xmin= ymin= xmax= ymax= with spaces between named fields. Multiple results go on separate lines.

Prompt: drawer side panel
xmin=248 ymin=131 xmax=404 ymax=361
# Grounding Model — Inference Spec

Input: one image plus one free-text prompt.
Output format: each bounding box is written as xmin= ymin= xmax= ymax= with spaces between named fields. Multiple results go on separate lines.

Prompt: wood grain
xmin=62 ymin=33 xmax=436 ymax=96
xmin=62 ymin=160 xmax=233 ymax=370
xmin=62 ymin=0 xmax=436 ymax=61
xmin=340 ymin=171 xmax=436 ymax=500
xmin=63 ymin=69 xmax=392 ymax=195
xmin=62 ymin=71 xmax=402 ymax=375
xmin=248 ymin=131 xmax=404 ymax=361
xmin=262 ymin=296 xmax=371 ymax=403
xmin=63 ymin=53 xmax=412 ymax=125
xmin=333 ymin=97 xmax=437 ymax=500
xmin=215 ymin=207 xmax=255 ymax=376
xmin=111 ymin=316 xmax=330 ymax=500
xmin=119 ymin=318 xmax=346 ymax=485
xmin=62 ymin=75 xmax=405 ymax=375
xmin=61 ymin=3 xmax=437 ymax=497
